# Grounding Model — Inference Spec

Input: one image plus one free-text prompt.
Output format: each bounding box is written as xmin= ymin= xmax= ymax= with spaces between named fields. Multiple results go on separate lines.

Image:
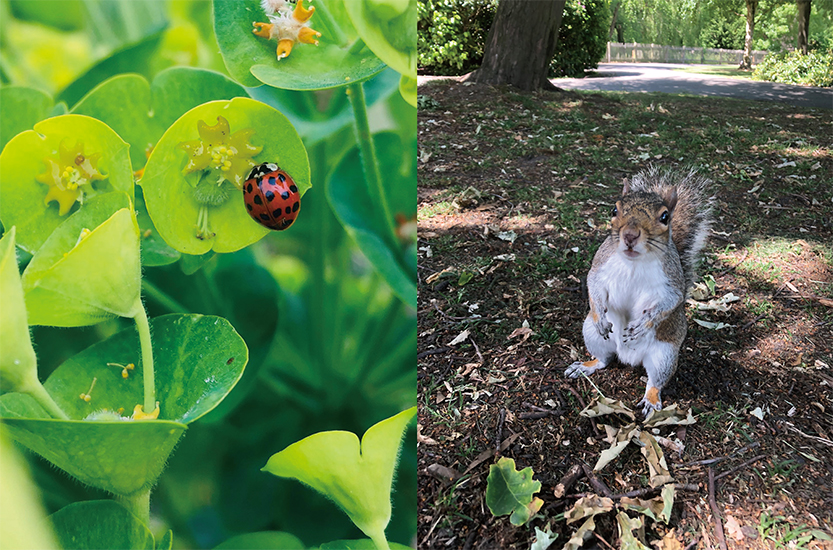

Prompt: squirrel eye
xmin=659 ymin=211 xmax=670 ymax=224
xmin=611 ymin=206 xmax=618 ymax=217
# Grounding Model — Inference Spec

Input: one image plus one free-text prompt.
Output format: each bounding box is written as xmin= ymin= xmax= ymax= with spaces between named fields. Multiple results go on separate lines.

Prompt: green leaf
xmin=140 ymin=97 xmax=310 ymax=254
xmin=0 ymin=86 xmax=54 ymax=151
xmin=157 ymin=530 xmax=173 ymax=550
xmin=616 ymin=511 xmax=651 ymax=550
xmin=214 ymin=0 xmax=387 ymax=90
xmin=56 ymin=30 xmax=166 ymax=108
xmin=8 ymin=0 xmax=84 ymax=31
xmin=22 ymin=196 xmax=142 ymax=326
xmin=43 ymin=314 xmax=248 ymax=424
xmin=70 ymin=68 xmax=249 ymax=171
xmin=0 ymin=228 xmax=39 ymax=393
xmin=263 ymin=407 xmax=417 ymax=548
xmin=0 ymin=314 xmax=247 ymax=495
xmin=486 ymin=457 xmax=544 ymax=526
xmin=531 ymin=525 xmax=558 ymax=550
xmin=0 ymin=114 xmax=134 ymax=255
xmin=0 ymin=394 xmax=186 ymax=496
xmin=0 ymin=427 xmax=59 ymax=550
xmin=50 ymin=501 xmax=154 ymax=550
xmin=327 ymin=132 xmax=416 ymax=306
xmin=343 ymin=0 xmax=416 ymax=78
xmin=214 ymin=531 xmax=305 ymax=549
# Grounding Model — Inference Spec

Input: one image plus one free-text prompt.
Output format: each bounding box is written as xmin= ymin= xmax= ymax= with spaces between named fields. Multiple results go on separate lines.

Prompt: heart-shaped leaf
xmin=214 ymin=0 xmax=387 ymax=90
xmin=0 ymin=313 xmax=248 ymax=495
xmin=50 ymin=500 xmax=154 ymax=550
xmin=263 ymin=407 xmax=416 ymax=548
xmin=140 ymin=98 xmax=310 ymax=254
xmin=0 ymin=114 xmax=134 ymax=255
xmin=486 ymin=457 xmax=544 ymax=526
xmin=327 ymin=132 xmax=416 ymax=306
xmin=0 ymin=228 xmax=39 ymax=393
xmin=0 ymin=86 xmax=54 ymax=151
xmin=22 ymin=195 xmax=141 ymax=326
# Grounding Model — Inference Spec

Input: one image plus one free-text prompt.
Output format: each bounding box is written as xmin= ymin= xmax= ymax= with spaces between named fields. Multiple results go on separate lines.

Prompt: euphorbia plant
xmin=0 ymin=0 xmax=416 ymax=546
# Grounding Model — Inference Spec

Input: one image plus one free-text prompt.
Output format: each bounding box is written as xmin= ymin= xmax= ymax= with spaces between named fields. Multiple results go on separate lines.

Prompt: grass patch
xmin=673 ymin=64 xmax=755 ymax=80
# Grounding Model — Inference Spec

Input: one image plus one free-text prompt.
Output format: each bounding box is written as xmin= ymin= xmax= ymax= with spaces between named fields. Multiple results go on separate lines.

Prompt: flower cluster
xmin=177 ymin=116 xmax=262 ymax=189
xmin=253 ymin=0 xmax=321 ymax=60
xmin=36 ymin=140 xmax=106 ymax=215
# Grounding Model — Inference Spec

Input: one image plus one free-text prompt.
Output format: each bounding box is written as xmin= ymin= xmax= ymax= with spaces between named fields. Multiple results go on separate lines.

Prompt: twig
xmin=716 ymin=248 xmax=749 ymax=278
xmin=708 ymin=468 xmax=728 ymax=550
xmin=740 ymin=314 xmax=767 ymax=331
xmin=553 ymin=464 xmax=584 ymax=498
xmin=684 ymin=534 xmax=702 ymax=550
xmin=580 ymin=463 xmax=614 ymax=498
xmin=593 ymin=531 xmax=617 ymax=550
xmin=678 ymin=442 xmax=761 ymax=468
xmin=784 ymin=423 xmax=833 ymax=447
xmin=494 ymin=409 xmax=506 ymax=455
xmin=714 ymin=454 xmax=767 ymax=481
xmin=470 ymin=335 xmax=484 ymax=364
xmin=417 ymin=347 xmax=449 ymax=360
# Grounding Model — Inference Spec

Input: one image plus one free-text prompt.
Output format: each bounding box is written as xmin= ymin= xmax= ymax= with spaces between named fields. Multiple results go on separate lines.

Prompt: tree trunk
xmin=469 ymin=0 xmax=566 ymax=92
xmin=608 ymin=1 xmax=620 ymax=41
xmin=797 ymin=0 xmax=811 ymax=54
xmin=739 ymin=0 xmax=758 ymax=70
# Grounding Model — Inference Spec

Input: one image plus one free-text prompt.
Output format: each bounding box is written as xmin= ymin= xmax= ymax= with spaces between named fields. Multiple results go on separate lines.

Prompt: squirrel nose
xmin=622 ymin=227 xmax=640 ymax=248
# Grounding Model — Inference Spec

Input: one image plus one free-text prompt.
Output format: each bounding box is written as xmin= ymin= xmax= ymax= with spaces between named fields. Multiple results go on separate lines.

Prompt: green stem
xmin=117 ymin=488 xmax=151 ymax=526
xmin=312 ymin=0 xmax=348 ymax=47
xmin=133 ymin=303 xmax=155 ymax=413
xmin=367 ymin=528 xmax=391 ymax=550
xmin=141 ymin=279 xmax=189 ymax=314
xmin=347 ymin=82 xmax=399 ymax=249
xmin=23 ymin=380 xmax=69 ymax=420
xmin=346 ymin=38 xmax=367 ymax=56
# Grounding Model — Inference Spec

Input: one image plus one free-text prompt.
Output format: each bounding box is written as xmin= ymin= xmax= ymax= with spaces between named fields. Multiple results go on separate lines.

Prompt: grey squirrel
xmin=565 ymin=167 xmax=714 ymax=416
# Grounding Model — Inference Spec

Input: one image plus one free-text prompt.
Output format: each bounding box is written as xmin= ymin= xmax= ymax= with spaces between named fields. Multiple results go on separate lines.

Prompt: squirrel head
xmin=611 ymin=182 xmax=678 ymax=260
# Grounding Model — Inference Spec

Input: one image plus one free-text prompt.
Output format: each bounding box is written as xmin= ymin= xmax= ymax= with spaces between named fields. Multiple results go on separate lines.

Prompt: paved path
xmin=418 ymin=63 xmax=833 ymax=110
xmin=553 ymin=63 xmax=832 ymax=110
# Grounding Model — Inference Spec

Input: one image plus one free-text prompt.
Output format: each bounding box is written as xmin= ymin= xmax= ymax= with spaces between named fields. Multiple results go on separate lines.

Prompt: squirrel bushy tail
xmin=627 ymin=166 xmax=714 ymax=291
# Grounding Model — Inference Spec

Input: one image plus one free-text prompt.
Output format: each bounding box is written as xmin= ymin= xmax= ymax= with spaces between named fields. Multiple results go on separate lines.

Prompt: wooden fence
xmin=606 ymin=42 xmax=768 ymax=65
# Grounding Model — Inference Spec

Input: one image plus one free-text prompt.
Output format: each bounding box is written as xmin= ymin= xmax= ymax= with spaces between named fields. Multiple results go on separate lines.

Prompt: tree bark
xmin=608 ymin=1 xmax=620 ymax=41
xmin=797 ymin=0 xmax=811 ymax=55
xmin=469 ymin=0 xmax=567 ymax=92
xmin=739 ymin=0 xmax=758 ymax=70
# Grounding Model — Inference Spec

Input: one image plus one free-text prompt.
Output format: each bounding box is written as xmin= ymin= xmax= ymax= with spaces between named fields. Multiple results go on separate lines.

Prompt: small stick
xmin=580 ymin=463 xmax=614 ymax=498
xmin=494 ymin=409 xmax=506 ymax=455
xmin=714 ymin=454 xmax=767 ymax=481
xmin=470 ymin=335 xmax=484 ymax=365
xmin=708 ymin=468 xmax=728 ymax=550
xmin=610 ymin=483 xmax=700 ymax=500
xmin=553 ymin=463 xmax=584 ymax=498
xmin=678 ymin=442 xmax=761 ymax=468
xmin=593 ymin=531 xmax=617 ymax=550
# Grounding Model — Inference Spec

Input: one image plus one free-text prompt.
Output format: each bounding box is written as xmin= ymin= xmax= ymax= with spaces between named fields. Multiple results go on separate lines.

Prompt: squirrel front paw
xmin=595 ymin=319 xmax=613 ymax=340
xmin=565 ymin=358 xmax=606 ymax=378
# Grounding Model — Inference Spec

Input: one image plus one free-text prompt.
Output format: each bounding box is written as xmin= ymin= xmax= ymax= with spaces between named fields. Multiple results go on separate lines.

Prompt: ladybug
xmin=243 ymin=163 xmax=300 ymax=230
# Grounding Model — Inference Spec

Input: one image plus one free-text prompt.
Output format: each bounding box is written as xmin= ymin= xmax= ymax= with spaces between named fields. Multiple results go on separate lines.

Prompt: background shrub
xmin=418 ymin=0 xmax=497 ymax=75
xmin=753 ymin=49 xmax=833 ymax=87
xmin=549 ymin=0 xmax=610 ymax=78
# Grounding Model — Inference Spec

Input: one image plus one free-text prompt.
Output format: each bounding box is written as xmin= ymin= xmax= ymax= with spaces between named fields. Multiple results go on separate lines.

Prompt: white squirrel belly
xmin=596 ymin=252 xmax=668 ymax=365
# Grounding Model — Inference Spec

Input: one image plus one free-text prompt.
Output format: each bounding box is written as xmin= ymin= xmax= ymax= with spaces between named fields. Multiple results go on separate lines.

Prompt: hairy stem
xmin=23 ymin=380 xmax=69 ymax=420
xmin=117 ymin=488 xmax=151 ymax=526
xmin=133 ymin=303 xmax=155 ymax=412
xmin=348 ymin=82 xmax=398 ymax=248
xmin=141 ymin=279 xmax=189 ymax=314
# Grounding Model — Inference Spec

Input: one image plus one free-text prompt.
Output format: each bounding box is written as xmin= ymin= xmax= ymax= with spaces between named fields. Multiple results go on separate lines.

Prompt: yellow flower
xmin=177 ymin=116 xmax=262 ymax=189
xmin=253 ymin=0 xmax=321 ymax=60
xmin=35 ymin=140 xmax=106 ymax=215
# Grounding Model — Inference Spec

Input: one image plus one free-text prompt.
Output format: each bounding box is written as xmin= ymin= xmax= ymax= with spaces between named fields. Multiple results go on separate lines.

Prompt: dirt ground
xmin=416 ymin=79 xmax=833 ymax=549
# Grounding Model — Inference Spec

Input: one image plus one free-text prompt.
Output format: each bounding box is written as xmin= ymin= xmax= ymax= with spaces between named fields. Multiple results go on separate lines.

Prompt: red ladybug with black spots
xmin=243 ymin=163 xmax=301 ymax=230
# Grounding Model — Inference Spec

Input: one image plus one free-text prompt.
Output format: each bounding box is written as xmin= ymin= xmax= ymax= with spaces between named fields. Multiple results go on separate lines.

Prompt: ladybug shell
xmin=243 ymin=163 xmax=301 ymax=231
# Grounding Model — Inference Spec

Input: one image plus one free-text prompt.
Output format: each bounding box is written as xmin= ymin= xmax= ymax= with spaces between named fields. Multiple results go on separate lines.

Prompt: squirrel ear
xmin=622 ymin=178 xmax=630 ymax=195
xmin=663 ymin=187 xmax=678 ymax=213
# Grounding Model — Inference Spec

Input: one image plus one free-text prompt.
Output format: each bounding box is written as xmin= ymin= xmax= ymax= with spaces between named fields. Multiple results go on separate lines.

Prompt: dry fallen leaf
xmin=725 ymin=514 xmax=744 ymax=541
xmin=565 ymin=495 xmax=614 ymax=524
xmin=417 ymin=423 xmax=438 ymax=445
